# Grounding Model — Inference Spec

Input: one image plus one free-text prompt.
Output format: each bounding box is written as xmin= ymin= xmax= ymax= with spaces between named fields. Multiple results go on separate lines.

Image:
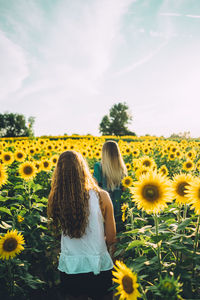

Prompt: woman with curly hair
xmin=48 ymin=151 xmax=116 ymax=300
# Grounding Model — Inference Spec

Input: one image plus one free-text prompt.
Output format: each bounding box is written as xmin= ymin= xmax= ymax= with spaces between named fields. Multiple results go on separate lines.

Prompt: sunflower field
xmin=0 ymin=135 xmax=200 ymax=299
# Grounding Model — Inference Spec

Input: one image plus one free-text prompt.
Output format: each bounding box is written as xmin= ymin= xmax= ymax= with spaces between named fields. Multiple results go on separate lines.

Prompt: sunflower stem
xmin=130 ymin=209 xmax=134 ymax=231
xmin=192 ymin=215 xmax=200 ymax=290
xmin=183 ymin=203 xmax=187 ymax=219
xmin=139 ymin=283 xmax=147 ymax=300
xmin=177 ymin=205 xmax=181 ymax=224
xmin=154 ymin=214 xmax=161 ymax=274
xmin=7 ymin=260 xmax=14 ymax=297
xmin=28 ymin=181 xmax=32 ymax=210
xmin=194 ymin=215 xmax=200 ymax=253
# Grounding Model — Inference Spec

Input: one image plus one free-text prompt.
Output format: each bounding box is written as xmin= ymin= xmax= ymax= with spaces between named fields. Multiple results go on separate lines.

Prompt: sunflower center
xmin=142 ymin=184 xmax=159 ymax=202
xmin=125 ymin=179 xmax=131 ymax=185
xmin=24 ymin=166 xmax=33 ymax=175
xmin=198 ymin=188 xmax=200 ymax=199
xmin=122 ymin=275 xmax=134 ymax=294
xmin=4 ymin=155 xmax=11 ymax=161
xmin=143 ymin=160 xmax=150 ymax=167
xmin=17 ymin=153 xmax=23 ymax=158
xmin=186 ymin=163 xmax=192 ymax=168
xmin=3 ymin=238 xmax=18 ymax=252
xmin=44 ymin=162 xmax=49 ymax=168
xmin=177 ymin=182 xmax=189 ymax=196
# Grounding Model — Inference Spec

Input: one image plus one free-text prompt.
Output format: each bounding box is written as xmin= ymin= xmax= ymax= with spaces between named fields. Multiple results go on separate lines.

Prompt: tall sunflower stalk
xmin=23 ymin=180 xmax=33 ymax=211
xmin=194 ymin=215 xmax=200 ymax=253
xmin=130 ymin=171 xmax=173 ymax=274
xmin=183 ymin=203 xmax=188 ymax=220
xmin=6 ymin=260 xmax=14 ymax=297
xmin=154 ymin=214 xmax=161 ymax=274
xmin=0 ymin=230 xmax=25 ymax=297
xmin=192 ymin=215 xmax=200 ymax=291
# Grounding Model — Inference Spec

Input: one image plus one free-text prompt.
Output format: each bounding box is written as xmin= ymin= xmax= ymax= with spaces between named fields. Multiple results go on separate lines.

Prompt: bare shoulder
xmin=99 ymin=190 xmax=113 ymax=207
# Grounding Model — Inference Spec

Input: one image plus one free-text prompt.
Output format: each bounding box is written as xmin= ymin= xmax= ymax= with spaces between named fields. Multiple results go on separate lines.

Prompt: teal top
xmin=93 ymin=161 xmax=123 ymax=217
xmin=58 ymin=190 xmax=113 ymax=275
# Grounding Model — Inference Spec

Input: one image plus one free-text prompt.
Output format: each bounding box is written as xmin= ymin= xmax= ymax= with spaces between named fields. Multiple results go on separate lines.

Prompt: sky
xmin=0 ymin=0 xmax=200 ymax=138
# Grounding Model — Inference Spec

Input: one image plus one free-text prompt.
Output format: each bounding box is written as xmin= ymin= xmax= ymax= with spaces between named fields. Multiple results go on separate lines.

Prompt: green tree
xmin=0 ymin=113 xmax=35 ymax=138
xmin=99 ymin=102 xmax=136 ymax=136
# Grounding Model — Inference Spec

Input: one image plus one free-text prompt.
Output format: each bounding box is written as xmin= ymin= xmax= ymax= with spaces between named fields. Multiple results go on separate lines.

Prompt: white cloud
xmin=159 ymin=12 xmax=182 ymax=17
xmin=112 ymin=39 xmax=169 ymax=77
xmin=186 ymin=14 xmax=200 ymax=18
xmin=2 ymin=0 xmax=133 ymax=103
xmin=0 ymin=30 xmax=29 ymax=100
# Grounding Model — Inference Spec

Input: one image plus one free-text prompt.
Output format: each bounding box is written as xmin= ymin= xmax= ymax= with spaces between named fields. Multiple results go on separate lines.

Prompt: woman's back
xmin=58 ymin=189 xmax=113 ymax=275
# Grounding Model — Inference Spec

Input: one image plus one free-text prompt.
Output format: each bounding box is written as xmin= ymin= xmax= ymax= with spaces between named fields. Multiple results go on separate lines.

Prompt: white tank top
xmin=58 ymin=189 xmax=113 ymax=275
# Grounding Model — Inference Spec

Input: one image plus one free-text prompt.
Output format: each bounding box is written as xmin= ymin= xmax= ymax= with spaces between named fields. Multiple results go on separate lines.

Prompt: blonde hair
xmin=101 ymin=141 xmax=127 ymax=191
xmin=48 ymin=151 xmax=101 ymax=238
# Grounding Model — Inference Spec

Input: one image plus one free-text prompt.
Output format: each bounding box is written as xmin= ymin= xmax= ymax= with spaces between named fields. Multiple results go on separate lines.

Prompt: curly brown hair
xmin=48 ymin=151 xmax=101 ymax=238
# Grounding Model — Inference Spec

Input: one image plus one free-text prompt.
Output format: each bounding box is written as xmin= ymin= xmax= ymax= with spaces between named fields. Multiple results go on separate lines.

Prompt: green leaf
xmin=33 ymin=183 xmax=43 ymax=192
xmin=0 ymin=207 xmax=12 ymax=216
xmin=177 ymin=218 xmax=192 ymax=231
xmin=126 ymin=239 xmax=145 ymax=250
xmin=0 ymin=195 xmax=7 ymax=202
xmin=14 ymin=185 xmax=25 ymax=190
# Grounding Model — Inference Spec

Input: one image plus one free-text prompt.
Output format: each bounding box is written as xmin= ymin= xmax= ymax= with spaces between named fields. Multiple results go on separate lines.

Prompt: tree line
xmin=0 ymin=102 xmax=135 ymax=138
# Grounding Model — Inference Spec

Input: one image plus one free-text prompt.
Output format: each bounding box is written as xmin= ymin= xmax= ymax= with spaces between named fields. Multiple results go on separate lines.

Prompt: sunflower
xmin=1 ymin=151 xmax=14 ymax=165
xmin=112 ymin=260 xmax=140 ymax=300
xmin=41 ymin=159 xmax=52 ymax=171
xmin=124 ymin=147 xmax=131 ymax=155
xmin=132 ymin=159 xmax=140 ymax=171
xmin=168 ymin=152 xmax=176 ymax=161
xmin=0 ymin=164 xmax=8 ymax=188
xmin=14 ymin=150 xmax=26 ymax=162
xmin=28 ymin=147 xmax=35 ymax=156
xmin=46 ymin=143 xmax=54 ymax=151
xmin=185 ymin=178 xmax=200 ymax=215
xmin=186 ymin=150 xmax=196 ymax=160
xmin=132 ymin=149 xmax=140 ymax=157
xmin=122 ymin=176 xmax=134 ymax=188
xmin=51 ymin=155 xmax=59 ymax=166
xmin=130 ymin=171 xmax=173 ymax=214
xmin=17 ymin=215 xmax=24 ymax=223
xmin=175 ymin=150 xmax=183 ymax=159
xmin=34 ymin=161 xmax=42 ymax=173
xmin=81 ymin=149 xmax=88 ymax=158
xmin=142 ymin=147 xmax=150 ymax=155
xmin=135 ymin=167 xmax=149 ymax=179
xmin=125 ymin=163 xmax=132 ymax=171
xmin=0 ymin=229 xmax=25 ymax=260
xmin=121 ymin=203 xmax=129 ymax=222
xmin=196 ymin=159 xmax=200 ymax=171
xmin=19 ymin=161 xmax=37 ymax=181
xmin=158 ymin=165 xmax=169 ymax=177
xmin=139 ymin=156 xmax=156 ymax=169
xmin=172 ymin=173 xmax=193 ymax=205
xmin=93 ymin=150 xmax=101 ymax=159
xmin=182 ymin=160 xmax=195 ymax=172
